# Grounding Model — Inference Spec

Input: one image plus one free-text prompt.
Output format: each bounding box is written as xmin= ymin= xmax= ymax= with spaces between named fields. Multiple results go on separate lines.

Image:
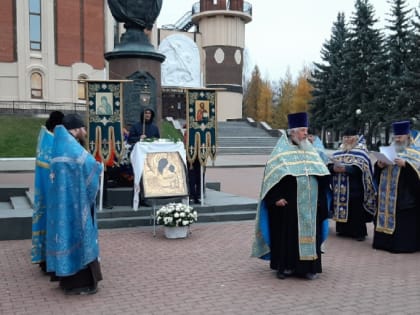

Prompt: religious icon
xmin=95 ymin=92 xmax=113 ymax=115
xmin=142 ymin=152 xmax=188 ymax=198
xmin=195 ymin=100 xmax=209 ymax=122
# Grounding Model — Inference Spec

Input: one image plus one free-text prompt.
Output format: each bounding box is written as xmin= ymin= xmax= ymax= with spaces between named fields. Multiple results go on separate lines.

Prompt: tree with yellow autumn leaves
xmin=243 ymin=65 xmax=314 ymax=130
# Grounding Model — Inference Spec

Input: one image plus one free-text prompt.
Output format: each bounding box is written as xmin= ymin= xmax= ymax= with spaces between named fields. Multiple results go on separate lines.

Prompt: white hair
xmin=287 ymin=128 xmax=300 ymax=136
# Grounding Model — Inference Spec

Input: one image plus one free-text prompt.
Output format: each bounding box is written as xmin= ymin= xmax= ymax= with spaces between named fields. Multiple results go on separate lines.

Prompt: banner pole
xmin=99 ymin=163 xmax=104 ymax=212
xmin=200 ymin=164 xmax=204 ymax=206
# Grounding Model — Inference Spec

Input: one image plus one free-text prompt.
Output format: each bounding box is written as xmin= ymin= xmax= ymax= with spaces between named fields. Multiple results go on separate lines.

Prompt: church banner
xmin=186 ymin=89 xmax=217 ymax=167
xmin=86 ymin=80 xmax=125 ymax=169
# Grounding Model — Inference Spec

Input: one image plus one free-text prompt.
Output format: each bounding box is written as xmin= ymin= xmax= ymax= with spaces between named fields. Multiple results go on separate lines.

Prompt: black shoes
xmin=277 ymin=269 xmax=294 ymax=280
xmin=356 ymin=236 xmax=366 ymax=241
xmin=64 ymin=285 xmax=98 ymax=295
xmin=189 ymin=198 xmax=201 ymax=205
xmin=305 ymin=273 xmax=319 ymax=280
xmin=276 ymin=271 xmax=286 ymax=279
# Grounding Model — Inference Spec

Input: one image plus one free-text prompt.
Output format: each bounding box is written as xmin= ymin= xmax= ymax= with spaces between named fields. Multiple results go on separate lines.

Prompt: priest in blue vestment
xmin=373 ymin=120 xmax=420 ymax=253
xmin=252 ymin=112 xmax=330 ymax=280
xmin=328 ymin=129 xmax=377 ymax=241
xmin=46 ymin=114 xmax=103 ymax=295
xmin=32 ymin=111 xmax=64 ymax=273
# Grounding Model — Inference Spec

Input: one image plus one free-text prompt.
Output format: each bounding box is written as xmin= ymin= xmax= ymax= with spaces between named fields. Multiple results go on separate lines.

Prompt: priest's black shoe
xmin=305 ymin=273 xmax=319 ymax=280
xmin=276 ymin=271 xmax=286 ymax=280
xmin=64 ymin=285 xmax=97 ymax=295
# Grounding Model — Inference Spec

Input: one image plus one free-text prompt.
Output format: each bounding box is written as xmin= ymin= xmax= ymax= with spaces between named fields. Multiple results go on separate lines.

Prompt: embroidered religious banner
xmin=186 ymin=89 xmax=217 ymax=167
xmin=86 ymin=80 xmax=125 ymax=169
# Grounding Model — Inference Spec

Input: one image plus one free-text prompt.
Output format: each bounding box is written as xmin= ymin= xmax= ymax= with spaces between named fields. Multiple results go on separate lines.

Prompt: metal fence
xmin=0 ymin=101 xmax=87 ymax=115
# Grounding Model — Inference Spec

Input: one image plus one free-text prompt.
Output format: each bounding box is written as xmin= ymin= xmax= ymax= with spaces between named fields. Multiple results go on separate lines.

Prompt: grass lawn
xmin=0 ymin=115 xmax=46 ymax=157
xmin=0 ymin=115 xmax=183 ymax=157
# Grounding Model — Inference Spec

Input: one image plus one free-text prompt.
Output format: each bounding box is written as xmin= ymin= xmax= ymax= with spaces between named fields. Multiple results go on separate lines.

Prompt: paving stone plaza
xmin=1 ymin=157 xmax=419 ymax=314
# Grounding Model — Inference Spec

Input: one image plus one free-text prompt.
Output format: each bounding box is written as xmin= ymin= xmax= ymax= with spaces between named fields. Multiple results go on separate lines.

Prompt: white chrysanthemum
xmin=156 ymin=203 xmax=197 ymax=226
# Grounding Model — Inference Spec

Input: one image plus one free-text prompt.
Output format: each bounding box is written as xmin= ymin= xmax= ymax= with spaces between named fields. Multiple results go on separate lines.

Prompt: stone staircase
xmin=98 ymin=188 xmax=256 ymax=229
xmin=217 ymin=121 xmax=279 ymax=155
xmin=0 ymin=120 xmax=278 ymax=240
xmin=0 ymin=183 xmax=257 ymax=240
xmin=0 ymin=185 xmax=33 ymax=240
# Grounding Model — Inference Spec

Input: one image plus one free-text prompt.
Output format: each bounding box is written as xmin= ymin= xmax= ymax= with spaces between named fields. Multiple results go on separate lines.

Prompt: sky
xmin=157 ymin=0 xmax=419 ymax=81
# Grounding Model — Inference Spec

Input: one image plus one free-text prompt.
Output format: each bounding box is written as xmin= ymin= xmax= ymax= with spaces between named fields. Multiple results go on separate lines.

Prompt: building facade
xmin=0 ymin=0 xmax=113 ymax=107
xmin=0 ymin=0 xmax=252 ymax=121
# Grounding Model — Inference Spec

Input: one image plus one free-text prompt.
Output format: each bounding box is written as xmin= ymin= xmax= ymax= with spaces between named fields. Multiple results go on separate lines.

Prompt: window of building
xmin=78 ymin=77 xmax=87 ymax=100
xmin=31 ymin=72 xmax=43 ymax=99
xmin=29 ymin=0 xmax=41 ymax=51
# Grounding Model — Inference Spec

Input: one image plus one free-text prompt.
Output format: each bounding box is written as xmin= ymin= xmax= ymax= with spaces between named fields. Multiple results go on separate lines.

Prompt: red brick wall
xmin=55 ymin=0 xmax=82 ymax=66
xmin=56 ymin=0 xmax=104 ymax=69
xmin=83 ymin=0 xmax=105 ymax=69
xmin=0 ymin=0 xmax=16 ymax=62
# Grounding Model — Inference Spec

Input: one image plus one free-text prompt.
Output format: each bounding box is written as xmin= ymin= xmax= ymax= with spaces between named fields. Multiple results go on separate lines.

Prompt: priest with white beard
xmin=373 ymin=120 xmax=420 ymax=253
xmin=252 ymin=112 xmax=330 ymax=280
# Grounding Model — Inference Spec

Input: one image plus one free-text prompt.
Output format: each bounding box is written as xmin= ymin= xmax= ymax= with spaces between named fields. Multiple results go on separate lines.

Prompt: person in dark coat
xmin=128 ymin=108 xmax=160 ymax=206
xmin=128 ymin=108 xmax=160 ymax=144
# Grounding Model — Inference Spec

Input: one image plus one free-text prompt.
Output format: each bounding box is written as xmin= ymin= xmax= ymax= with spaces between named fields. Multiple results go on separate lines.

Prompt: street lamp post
xmin=355 ymin=108 xmax=362 ymax=134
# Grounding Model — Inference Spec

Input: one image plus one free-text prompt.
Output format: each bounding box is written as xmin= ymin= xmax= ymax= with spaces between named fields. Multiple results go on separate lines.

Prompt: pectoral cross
xmin=303 ymin=165 xmax=310 ymax=177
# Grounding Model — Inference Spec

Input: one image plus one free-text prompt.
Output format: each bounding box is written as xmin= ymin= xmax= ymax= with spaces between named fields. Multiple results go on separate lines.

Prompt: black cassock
xmin=373 ymin=163 xmax=420 ymax=253
xmin=264 ymin=175 xmax=329 ymax=276
xmin=328 ymin=165 xmax=373 ymax=239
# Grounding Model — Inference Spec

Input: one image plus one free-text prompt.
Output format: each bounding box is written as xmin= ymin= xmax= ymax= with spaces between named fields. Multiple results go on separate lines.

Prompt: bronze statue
xmin=107 ymin=0 xmax=163 ymax=30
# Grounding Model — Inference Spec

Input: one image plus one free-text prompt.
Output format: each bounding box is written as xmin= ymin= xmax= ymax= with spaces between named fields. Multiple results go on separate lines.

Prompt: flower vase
xmin=164 ymin=226 xmax=188 ymax=239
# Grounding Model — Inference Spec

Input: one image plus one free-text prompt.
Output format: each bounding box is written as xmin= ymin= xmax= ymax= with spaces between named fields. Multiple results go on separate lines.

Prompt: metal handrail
xmin=191 ymin=1 xmax=252 ymax=16
xmin=0 ymin=100 xmax=86 ymax=114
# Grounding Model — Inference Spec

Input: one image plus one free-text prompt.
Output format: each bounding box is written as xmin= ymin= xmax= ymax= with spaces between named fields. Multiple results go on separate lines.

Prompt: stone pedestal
xmin=105 ymin=31 xmax=165 ymax=129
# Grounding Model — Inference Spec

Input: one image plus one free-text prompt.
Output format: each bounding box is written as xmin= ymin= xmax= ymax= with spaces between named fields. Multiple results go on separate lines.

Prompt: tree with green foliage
xmin=343 ymin=0 xmax=385 ymax=146
xmin=402 ymin=3 xmax=420 ymax=127
xmin=310 ymin=12 xmax=350 ymax=140
xmin=383 ymin=0 xmax=414 ymax=128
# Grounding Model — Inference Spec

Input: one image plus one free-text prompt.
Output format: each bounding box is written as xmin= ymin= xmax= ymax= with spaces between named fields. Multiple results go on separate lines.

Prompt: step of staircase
xmin=216 ymin=121 xmax=279 ymax=155
xmin=0 ymin=201 xmax=12 ymax=210
xmin=10 ymin=196 xmax=32 ymax=210
xmin=98 ymin=188 xmax=257 ymax=229
xmin=0 ymin=186 xmax=257 ymax=240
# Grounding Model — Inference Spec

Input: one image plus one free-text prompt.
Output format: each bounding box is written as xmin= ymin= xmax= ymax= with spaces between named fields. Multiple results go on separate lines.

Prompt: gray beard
xmin=392 ymin=141 xmax=408 ymax=153
xmin=297 ymin=139 xmax=312 ymax=151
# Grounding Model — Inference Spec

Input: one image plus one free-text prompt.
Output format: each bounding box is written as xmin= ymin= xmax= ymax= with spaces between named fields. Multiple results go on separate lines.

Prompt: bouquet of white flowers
xmin=156 ymin=203 xmax=198 ymax=227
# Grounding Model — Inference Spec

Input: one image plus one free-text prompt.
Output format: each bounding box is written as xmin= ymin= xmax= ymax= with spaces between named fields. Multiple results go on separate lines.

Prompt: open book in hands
xmin=371 ymin=145 xmax=397 ymax=165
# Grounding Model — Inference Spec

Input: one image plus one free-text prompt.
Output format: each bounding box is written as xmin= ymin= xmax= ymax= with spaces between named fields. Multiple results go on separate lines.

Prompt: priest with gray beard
xmin=373 ymin=120 xmax=420 ymax=253
xmin=252 ymin=112 xmax=330 ymax=281
xmin=328 ymin=129 xmax=377 ymax=242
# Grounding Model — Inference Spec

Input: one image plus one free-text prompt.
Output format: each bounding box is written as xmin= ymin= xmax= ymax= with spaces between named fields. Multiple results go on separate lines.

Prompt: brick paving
xmin=1 ymin=159 xmax=420 ymax=314
xmin=1 ymin=221 xmax=420 ymax=315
